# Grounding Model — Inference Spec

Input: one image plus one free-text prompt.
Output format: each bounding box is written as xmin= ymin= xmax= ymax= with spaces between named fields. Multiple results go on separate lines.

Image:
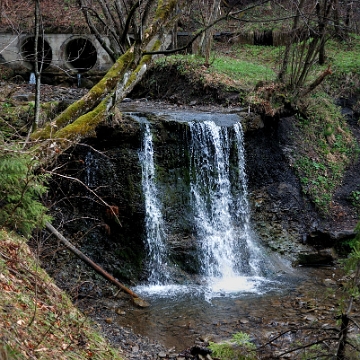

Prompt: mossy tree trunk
xmin=31 ymin=0 xmax=179 ymax=158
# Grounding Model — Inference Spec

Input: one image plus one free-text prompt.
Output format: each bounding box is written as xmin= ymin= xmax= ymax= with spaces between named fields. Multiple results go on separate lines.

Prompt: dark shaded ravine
xmin=35 ymin=100 xmax=360 ymax=359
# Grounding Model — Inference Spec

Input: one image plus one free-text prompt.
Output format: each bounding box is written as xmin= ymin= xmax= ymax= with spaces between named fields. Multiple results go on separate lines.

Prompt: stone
xmin=12 ymin=93 xmax=35 ymax=102
xmin=115 ymin=308 xmax=126 ymax=315
xmin=297 ymin=250 xmax=335 ymax=266
xmin=78 ymin=78 xmax=94 ymax=89
xmin=158 ymin=351 xmax=167 ymax=358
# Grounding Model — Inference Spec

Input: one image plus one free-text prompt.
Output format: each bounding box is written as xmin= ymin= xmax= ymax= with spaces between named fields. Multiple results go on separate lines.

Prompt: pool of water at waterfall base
xmin=112 ymin=266 xmax=350 ymax=351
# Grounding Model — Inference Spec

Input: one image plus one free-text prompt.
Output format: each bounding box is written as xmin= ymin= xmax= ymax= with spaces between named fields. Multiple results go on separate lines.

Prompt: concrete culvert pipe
xmin=21 ymin=36 xmax=53 ymax=70
xmin=64 ymin=37 xmax=97 ymax=72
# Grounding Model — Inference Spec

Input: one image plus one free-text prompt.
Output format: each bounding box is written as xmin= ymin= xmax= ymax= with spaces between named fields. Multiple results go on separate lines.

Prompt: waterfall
xmin=132 ymin=112 xmax=269 ymax=296
xmin=84 ymin=151 xmax=99 ymax=187
xmin=29 ymin=72 xmax=36 ymax=85
xmin=77 ymin=73 xmax=82 ymax=88
xmin=189 ymin=121 xmax=263 ymax=285
xmin=139 ymin=122 xmax=170 ymax=285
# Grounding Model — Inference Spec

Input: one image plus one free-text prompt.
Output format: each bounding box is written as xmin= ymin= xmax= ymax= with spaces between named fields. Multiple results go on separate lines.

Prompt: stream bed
xmin=73 ymin=264 xmax=357 ymax=359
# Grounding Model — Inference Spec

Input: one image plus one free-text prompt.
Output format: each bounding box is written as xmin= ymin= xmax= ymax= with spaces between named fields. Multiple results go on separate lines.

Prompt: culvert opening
xmin=254 ymin=30 xmax=273 ymax=46
xmin=65 ymin=37 xmax=97 ymax=72
xmin=21 ymin=36 xmax=52 ymax=70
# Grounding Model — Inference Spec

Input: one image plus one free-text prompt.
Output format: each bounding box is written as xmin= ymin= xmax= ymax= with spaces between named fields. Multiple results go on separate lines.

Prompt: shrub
xmin=0 ymin=144 xmax=51 ymax=237
xmin=209 ymin=332 xmax=257 ymax=360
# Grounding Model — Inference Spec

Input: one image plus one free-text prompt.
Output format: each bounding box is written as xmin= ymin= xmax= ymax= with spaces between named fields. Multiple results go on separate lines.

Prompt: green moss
xmin=155 ymin=0 xmax=177 ymax=21
xmin=54 ymin=97 xmax=108 ymax=140
xmin=32 ymin=50 xmax=135 ymax=140
xmin=125 ymin=54 xmax=153 ymax=88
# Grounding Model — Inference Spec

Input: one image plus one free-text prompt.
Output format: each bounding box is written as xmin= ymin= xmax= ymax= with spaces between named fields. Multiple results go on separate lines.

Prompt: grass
xmin=211 ymin=56 xmax=276 ymax=85
xmin=0 ymin=229 xmax=123 ymax=360
xmin=155 ymin=52 xmax=276 ymax=90
xmin=209 ymin=332 xmax=257 ymax=360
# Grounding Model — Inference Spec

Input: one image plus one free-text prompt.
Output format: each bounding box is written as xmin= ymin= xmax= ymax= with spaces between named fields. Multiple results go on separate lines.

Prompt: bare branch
xmin=46 ymin=171 xmax=122 ymax=226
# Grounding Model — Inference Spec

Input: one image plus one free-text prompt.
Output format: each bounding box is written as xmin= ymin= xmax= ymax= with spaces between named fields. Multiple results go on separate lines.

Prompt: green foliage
xmin=155 ymin=54 xmax=205 ymax=76
xmin=343 ymin=222 xmax=360 ymax=275
xmin=0 ymin=144 xmax=51 ymax=237
xmin=349 ymin=190 xmax=360 ymax=209
xmin=335 ymin=222 xmax=360 ymax=314
xmin=293 ymin=93 xmax=357 ymax=213
xmin=209 ymin=332 xmax=257 ymax=360
xmin=299 ymin=344 xmax=328 ymax=359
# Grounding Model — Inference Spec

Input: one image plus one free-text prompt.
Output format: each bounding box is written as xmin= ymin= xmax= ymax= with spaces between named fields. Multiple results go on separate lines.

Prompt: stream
xmin=76 ymin=265 xmax=346 ymax=359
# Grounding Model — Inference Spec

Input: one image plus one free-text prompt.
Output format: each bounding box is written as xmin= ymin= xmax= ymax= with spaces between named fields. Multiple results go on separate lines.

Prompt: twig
xmin=47 ymin=171 xmax=122 ymax=226
xmin=276 ymin=337 xmax=339 ymax=358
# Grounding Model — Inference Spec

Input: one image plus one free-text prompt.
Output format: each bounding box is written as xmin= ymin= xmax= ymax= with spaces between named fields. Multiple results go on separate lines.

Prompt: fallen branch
xmin=45 ymin=222 xmax=149 ymax=307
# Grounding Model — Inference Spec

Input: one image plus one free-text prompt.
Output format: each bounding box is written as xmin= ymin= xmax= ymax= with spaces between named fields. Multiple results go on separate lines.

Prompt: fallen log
xmin=45 ymin=222 xmax=149 ymax=307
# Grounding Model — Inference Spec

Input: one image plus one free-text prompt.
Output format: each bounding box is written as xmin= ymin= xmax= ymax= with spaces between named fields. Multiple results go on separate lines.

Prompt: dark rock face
xmin=244 ymin=116 xmax=317 ymax=257
xmin=49 ymin=116 xmax=146 ymax=282
xmin=49 ymin=114 xmax=202 ymax=283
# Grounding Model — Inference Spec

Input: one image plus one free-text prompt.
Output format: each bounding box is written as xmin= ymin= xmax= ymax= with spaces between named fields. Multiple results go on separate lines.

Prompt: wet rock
xmin=297 ymin=249 xmax=336 ymax=267
xmin=330 ymin=229 xmax=356 ymax=241
xmin=240 ymin=112 xmax=264 ymax=131
xmin=12 ymin=93 xmax=35 ymax=102
xmin=79 ymin=78 xmax=94 ymax=89
xmin=190 ymin=345 xmax=212 ymax=357
xmin=115 ymin=308 xmax=126 ymax=315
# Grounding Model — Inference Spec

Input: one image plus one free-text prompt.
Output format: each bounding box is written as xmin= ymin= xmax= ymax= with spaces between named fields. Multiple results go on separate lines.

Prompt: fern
xmin=0 ymin=145 xmax=51 ymax=237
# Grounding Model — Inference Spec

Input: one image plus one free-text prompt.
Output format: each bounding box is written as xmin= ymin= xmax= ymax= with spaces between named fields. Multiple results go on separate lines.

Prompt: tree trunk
xmin=31 ymin=0 xmax=178 ymax=159
xmin=198 ymin=0 xmax=221 ymax=65
xmin=33 ymin=0 xmax=41 ymax=131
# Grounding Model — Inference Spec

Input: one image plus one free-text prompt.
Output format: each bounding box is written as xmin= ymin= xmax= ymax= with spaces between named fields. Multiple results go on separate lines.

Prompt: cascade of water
xmin=29 ymin=72 xmax=36 ymax=85
xmin=139 ymin=122 xmax=170 ymax=285
xmin=84 ymin=151 xmax=99 ymax=187
xmin=131 ymin=112 xmax=270 ymax=295
xmin=233 ymin=123 xmax=264 ymax=275
xmin=189 ymin=120 xmax=263 ymax=281
xmin=77 ymin=73 xmax=81 ymax=88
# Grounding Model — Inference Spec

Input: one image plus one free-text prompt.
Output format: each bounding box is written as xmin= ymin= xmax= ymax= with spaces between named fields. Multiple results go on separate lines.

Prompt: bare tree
xmin=33 ymin=0 xmax=41 ymax=131
xmin=195 ymin=0 xmax=222 ymax=65
xmin=275 ymin=0 xmax=336 ymax=96
xmin=77 ymin=0 xmax=157 ymax=62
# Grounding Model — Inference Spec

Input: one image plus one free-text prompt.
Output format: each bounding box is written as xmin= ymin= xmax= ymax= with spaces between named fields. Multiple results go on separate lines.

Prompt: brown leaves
xmin=0 ymin=229 xmax=122 ymax=359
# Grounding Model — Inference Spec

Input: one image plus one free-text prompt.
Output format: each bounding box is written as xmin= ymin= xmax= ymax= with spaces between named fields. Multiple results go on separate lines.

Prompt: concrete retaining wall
xmin=0 ymin=33 xmax=113 ymax=75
